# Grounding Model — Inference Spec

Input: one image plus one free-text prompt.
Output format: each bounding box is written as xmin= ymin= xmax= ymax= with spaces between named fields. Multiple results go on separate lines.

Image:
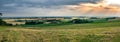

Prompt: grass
xmin=0 ymin=22 xmax=120 ymax=42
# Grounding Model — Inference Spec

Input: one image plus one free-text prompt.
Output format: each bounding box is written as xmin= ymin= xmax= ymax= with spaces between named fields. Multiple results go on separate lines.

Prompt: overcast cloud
xmin=0 ymin=0 xmax=101 ymax=17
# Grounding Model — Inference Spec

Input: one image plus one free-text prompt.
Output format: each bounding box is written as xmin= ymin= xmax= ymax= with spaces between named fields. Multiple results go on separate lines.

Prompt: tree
xmin=0 ymin=13 xmax=2 ymax=22
xmin=0 ymin=13 xmax=2 ymax=16
xmin=71 ymin=19 xmax=93 ymax=24
xmin=25 ymin=20 xmax=44 ymax=25
xmin=0 ymin=13 xmax=7 ymax=25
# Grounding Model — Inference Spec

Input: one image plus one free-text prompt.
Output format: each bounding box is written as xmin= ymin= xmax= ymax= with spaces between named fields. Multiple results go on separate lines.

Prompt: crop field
xmin=0 ymin=22 xmax=120 ymax=42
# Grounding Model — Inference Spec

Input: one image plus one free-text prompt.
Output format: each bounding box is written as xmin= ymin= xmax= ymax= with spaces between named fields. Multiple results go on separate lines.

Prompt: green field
xmin=0 ymin=22 xmax=120 ymax=42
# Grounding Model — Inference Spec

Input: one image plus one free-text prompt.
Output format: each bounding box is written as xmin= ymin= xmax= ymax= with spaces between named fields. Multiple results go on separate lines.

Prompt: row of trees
xmin=0 ymin=12 xmax=93 ymax=25
xmin=70 ymin=19 xmax=93 ymax=24
xmin=25 ymin=19 xmax=93 ymax=25
xmin=25 ymin=20 xmax=61 ymax=25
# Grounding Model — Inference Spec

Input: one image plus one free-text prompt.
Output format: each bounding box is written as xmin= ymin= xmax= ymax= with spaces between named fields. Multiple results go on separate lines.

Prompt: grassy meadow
xmin=0 ymin=22 xmax=120 ymax=42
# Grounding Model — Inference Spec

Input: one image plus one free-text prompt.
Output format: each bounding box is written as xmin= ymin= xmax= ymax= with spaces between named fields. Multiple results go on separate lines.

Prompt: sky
xmin=0 ymin=0 xmax=120 ymax=17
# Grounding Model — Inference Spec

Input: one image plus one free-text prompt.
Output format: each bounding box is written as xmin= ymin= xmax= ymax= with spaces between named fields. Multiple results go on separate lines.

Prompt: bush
xmin=0 ymin=19 xmax=7 ymax=25
xmin=70 ymin=19 xmax=93 ymax=24
xmin=45 ymin=20 xmax=62 ymax=24
xmin=25 ymin=20 xmax=44 ymax=25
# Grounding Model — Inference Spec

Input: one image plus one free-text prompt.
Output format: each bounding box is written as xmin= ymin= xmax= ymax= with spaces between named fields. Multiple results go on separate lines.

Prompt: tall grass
xmin=0 ymin=27 xmax=120 ymax=42
xmin=0 ymin=22 xmax=120 ymax=42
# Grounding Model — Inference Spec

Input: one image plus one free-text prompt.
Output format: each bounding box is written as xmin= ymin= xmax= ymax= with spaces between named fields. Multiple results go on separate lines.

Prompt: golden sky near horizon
xmin=68 ymin=0 xmax=120 ymax=16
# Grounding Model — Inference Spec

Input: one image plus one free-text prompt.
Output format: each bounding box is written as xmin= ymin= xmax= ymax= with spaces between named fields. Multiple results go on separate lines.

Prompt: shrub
xmin=70 ymin=19 xmax=93 ymax=24
xmin=25 ymin=20 xmax=44 ymax=25
xmin=0 ymin=19 xmax=7 ymax=25
xmin=45 ymin=20 xmax=62 ymax=24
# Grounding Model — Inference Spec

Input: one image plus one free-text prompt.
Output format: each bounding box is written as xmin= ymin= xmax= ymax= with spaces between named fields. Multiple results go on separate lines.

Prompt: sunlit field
xmin=0 ymin=22 xmax=120 ymax=42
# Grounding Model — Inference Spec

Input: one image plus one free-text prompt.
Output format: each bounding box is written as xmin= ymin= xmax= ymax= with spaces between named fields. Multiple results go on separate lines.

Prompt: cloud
xmin=1 ymin=0 xmax=113 ymax=17
xmin=4 ymin=5 xmax=80 ymax=17
xmin=67 ymin=0 xmax=120 ymax=17
xmin=1 ymin=0 xmax=100 ymax=7
xmin=3 ymin=3 xmax=17 ymax=7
